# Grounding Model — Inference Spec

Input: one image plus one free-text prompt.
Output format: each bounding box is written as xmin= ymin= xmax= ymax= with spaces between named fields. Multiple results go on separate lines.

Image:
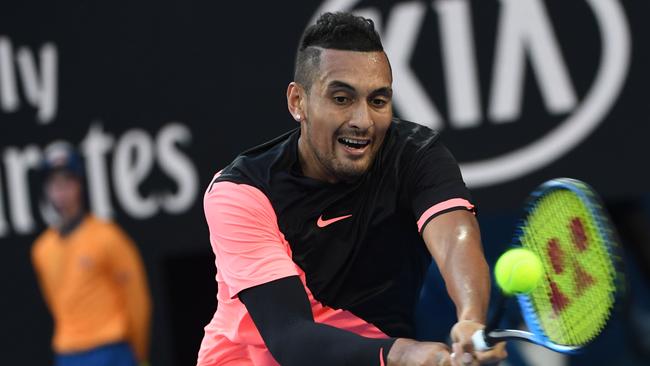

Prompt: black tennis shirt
xmin=210 ymin=118 xmax=473 ymax=337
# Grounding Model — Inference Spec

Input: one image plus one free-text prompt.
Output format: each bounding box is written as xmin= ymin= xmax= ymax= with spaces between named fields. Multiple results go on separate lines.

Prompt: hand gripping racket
xmin=473 ymin=178 xmax=624 ymax=354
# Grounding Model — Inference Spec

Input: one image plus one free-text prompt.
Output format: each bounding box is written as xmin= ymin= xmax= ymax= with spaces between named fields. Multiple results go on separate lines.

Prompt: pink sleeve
xmin=204 ymin=180 xmax=298 ymax=297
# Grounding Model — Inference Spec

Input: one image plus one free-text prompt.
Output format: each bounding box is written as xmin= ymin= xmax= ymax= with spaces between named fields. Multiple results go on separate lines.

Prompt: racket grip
xmin=471 ymin=329 xmax=492 ymax=352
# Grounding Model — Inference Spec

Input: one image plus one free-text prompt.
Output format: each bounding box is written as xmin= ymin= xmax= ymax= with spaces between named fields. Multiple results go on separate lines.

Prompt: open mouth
xmin=337 ymin=137 xmax=371 ymax=150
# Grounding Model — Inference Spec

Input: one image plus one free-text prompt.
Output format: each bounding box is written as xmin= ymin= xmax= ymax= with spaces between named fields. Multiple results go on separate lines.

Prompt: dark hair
xmin=294 ymin=12 xmax=384 ymax=91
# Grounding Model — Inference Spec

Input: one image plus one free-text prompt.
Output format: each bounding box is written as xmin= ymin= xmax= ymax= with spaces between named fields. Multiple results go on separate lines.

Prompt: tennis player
xmin=197 ymin=12 xmax=507 ymax=366
xmin=31 ymin=142 xmax=151 ymax=366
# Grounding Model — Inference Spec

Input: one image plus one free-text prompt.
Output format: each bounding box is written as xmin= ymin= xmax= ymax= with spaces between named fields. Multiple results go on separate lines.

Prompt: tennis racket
xmin=473 ymin=177 xmax=624 ymax=354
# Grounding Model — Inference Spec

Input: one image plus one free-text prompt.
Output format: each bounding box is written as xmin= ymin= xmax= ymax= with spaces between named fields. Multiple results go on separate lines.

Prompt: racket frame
xmin=475 ymin=178 xmax=623 ymax=354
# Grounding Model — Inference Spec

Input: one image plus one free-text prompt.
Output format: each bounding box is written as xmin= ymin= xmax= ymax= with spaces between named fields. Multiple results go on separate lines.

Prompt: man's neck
xmin=58 ymin=209 xmax=85 ymax=237
xmin=297 ymin=135 xmax=338 ymax=184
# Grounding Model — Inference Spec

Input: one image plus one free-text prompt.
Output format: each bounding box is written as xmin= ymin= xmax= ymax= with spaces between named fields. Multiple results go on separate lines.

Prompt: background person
xmin=31 ymin=142 xmax=152 ymax=366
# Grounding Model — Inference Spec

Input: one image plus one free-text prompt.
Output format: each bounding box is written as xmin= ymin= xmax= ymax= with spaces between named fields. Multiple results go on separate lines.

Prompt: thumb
xmin=452 ymin=342 xmax=476 ymax=366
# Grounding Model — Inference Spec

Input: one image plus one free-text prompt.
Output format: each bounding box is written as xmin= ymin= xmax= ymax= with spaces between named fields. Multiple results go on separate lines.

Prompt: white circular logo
xmin=311 ymin=0 xmax=631 ymax=187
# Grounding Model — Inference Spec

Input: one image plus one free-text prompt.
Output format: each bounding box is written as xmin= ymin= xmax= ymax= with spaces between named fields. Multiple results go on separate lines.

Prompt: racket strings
xmin=520 ymin=188 xmax=617 ymax=346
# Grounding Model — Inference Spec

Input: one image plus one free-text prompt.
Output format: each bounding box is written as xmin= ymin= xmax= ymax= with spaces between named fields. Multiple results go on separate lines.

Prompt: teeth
xmin=340 ymin=138 xmax=369 ymax=146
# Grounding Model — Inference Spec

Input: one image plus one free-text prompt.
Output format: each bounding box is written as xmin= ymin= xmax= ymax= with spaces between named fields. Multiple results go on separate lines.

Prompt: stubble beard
xmin=305 ymin=122 xmax=371 ymax=183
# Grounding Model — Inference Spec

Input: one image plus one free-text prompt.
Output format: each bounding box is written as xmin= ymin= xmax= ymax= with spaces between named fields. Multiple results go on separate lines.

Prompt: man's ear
xmin=287 ymin=82 xmax=305 ymax=122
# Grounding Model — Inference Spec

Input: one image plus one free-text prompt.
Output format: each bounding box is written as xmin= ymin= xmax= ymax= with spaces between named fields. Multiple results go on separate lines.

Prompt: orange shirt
xmin=31 ymin=215 xmax=151 ymax=361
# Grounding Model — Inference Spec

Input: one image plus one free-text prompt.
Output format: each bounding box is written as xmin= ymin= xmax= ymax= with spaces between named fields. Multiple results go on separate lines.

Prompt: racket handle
xmin=471 ymin=329 xmax=493 ymax=352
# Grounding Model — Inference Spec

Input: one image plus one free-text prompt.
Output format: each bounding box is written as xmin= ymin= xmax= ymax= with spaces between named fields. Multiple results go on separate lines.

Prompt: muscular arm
xmin=420 ymin=209 xmax=510 ymax=364
xmin=421 ymin=209 xmax=489 ymax=324
xmin=239 ymin=276 xmax=395 ymax=366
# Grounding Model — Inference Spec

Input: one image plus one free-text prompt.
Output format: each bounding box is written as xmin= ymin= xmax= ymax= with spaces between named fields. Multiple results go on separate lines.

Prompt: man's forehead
xmin=47 ymin=170 xmax=80 ymax=183
xmin=315 ymin=48 xmax=391 ymax=87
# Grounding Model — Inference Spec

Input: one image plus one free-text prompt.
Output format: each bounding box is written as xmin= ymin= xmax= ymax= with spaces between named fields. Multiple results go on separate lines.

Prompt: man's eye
xmin=334 ymin=96 xmax=349 ymax=104
xmin=371 ymin=98 xmax=387 ymax=107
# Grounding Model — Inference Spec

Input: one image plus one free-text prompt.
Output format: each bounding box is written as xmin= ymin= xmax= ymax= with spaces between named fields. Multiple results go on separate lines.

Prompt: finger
xmin=459 ymin=335 xmax=475 ymax=356
xmin=454 ymin=338 xmax=477 ymax=366
xmin=451 ymin=343 xmax=468 ymax=366
xmin=475 ymin=342 xmax=508 ymax=364
xmin=451 ymin=327 xmax=476 ymax=357
xmin=461 ymin=352 xmax=475 ymax=366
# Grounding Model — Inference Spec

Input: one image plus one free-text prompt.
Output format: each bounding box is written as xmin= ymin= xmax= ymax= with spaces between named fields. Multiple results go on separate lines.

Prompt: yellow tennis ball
xmin=494 ymin=248 xmax=544 ymax=295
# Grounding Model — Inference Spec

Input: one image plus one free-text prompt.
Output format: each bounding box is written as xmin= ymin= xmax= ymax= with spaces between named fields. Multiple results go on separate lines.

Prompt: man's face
xmin=45 ymin=171 xmax=82 ymax=216
xmin=299 ymin=49 xmax=393 ymax=182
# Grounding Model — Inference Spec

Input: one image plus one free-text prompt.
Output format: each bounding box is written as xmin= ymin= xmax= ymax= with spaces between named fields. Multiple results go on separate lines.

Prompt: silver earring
xmin=296 ymin=114 xmax=301 ymax=121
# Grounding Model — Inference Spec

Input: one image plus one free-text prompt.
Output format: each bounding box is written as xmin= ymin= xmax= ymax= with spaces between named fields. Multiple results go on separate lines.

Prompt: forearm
xmin=444 ymin=234 xmax=490 ymax=322
xmin=269 ymin=318 xmax=395 ymax=365
xmin=423 ymin=210 xmax=490 ymax=323
xmin=423 ymin=210 xmax=509 ymax=363
xmin=240 ymin=276 xmax=395 ymax=366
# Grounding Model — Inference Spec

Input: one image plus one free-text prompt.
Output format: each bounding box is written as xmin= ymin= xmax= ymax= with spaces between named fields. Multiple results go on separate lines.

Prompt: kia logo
xmin=312 ymin=0 xmax=630 ymax=187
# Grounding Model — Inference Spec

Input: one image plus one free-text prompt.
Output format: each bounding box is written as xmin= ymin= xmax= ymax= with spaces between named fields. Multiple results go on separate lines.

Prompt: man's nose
xmin=348 ymin=103 xmax=373 ymax=130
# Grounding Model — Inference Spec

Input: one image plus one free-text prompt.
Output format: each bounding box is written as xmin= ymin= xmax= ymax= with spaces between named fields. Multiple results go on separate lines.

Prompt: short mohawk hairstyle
xmin=294 ymin=12 xmax=384 ymax=91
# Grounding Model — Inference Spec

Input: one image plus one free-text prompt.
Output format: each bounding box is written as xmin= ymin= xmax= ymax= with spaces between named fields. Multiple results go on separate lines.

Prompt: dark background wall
xmin=1 ymin=1 xmax=648 ymax=365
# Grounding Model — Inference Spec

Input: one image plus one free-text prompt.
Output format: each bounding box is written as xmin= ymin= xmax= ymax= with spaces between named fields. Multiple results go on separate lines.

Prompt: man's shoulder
xmin=388 ymin=119 xmax=441 ymax=147
xmin=32 ymin=228 xmax=57 ymax=258
xmin=380 ymin=119 xmax=442 ymax=165
xmin=33 ymin=228 xmax=55 ymax=245
xmin=83 ymin=215 xmax=132 ymax=244
xmin=211 ymin=128 xmax=299 ymax=190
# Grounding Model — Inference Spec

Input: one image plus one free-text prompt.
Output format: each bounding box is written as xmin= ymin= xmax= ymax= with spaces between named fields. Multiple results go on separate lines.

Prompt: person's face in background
xmin=293 ymin=49 xmax=393 ymax=183
xmin=45 ymin=170 xmax=83 ymax=221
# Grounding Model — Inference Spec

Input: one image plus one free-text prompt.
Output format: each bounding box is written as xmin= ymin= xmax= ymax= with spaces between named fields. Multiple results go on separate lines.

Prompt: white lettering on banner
xmin=0 ymin=36 xmax=58 ymax=124
xmin=16 ymin=43 xmax=58 ymax=124
xmin=0 ymin=123 xmax=200 ymax=238
xmin=312 ymin=0 xmax=631 ymax=187
xmin=489 ymin=0 xmax=576 ymax=123
xmin=0 ymin=37 xmax=19 ymax=113
xmin=156 ymin=123 xmax=199 ymax=214
xmin=434 ymin=0 xmax=482 ymax=128
xmin=3 ymin=146 xmax=42 ymax=234
xmin=81 ymin=123 xmax=116 ymax=219
xmin=0 ymin=169 xmax=7 ymax=237
xmin=0 ymin=36 xmax=201 ymax=239
xmin=113 ymin=129 xmax=158 ymax=219
xmin=381 ymin=2 xmax=443 ymax=128
xmin=463 ymin=0 xmax=629 ymax=186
